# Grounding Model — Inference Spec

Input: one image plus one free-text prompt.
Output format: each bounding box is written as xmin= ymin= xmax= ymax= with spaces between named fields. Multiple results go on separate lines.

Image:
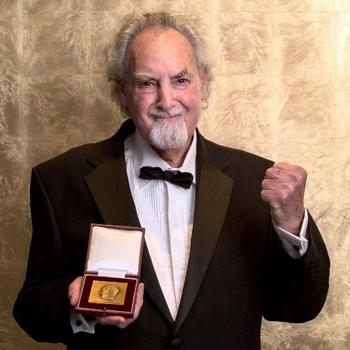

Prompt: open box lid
xmin=85 ymin=224 xmax=145 ymax=278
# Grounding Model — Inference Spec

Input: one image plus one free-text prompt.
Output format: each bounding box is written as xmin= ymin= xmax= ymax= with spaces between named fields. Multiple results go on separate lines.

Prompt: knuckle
xmin=274 ymin=189 xmax=288 ymax=204
xmin=265 ymin=168 xmax=274 ymax=177
xmin=292 ymin=165 xmax=307 ymax=179
xmin=273 ymin=161 xmax=282 ymax=168
xmin=281 ymin=187 xmax=291 ymax=200
xmin=260 ymin=190 xmax=269 ymax=201
xmin=298 ymin=168 xmax=307 ymax=181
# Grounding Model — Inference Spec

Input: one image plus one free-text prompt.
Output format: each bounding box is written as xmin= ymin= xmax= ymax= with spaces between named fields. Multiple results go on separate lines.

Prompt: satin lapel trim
xmin=84 ymin=155 xmax=173 ymax=324
xmin=142 ymin=244 xmax=173 ymax=323
xmin=173 ymin=148 xmax=234 ymax=334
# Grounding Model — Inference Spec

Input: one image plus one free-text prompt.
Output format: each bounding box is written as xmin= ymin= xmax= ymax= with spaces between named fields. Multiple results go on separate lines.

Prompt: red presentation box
xmin=75 ymin=224 xmax=145 ymax=318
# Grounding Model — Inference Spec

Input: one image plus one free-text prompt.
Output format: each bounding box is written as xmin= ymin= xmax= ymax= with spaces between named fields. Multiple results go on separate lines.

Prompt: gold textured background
xmin=1 ymin=1 xmax=349 ymax=349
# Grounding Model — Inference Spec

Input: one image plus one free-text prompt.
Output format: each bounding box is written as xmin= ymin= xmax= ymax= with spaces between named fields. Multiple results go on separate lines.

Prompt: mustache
xmin=149 ymin=108 xmax=185 ymax=118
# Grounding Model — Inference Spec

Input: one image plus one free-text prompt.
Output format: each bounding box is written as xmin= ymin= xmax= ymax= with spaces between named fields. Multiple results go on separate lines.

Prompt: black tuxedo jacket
xmin=14 ymin=120 xmax=330 ymax=350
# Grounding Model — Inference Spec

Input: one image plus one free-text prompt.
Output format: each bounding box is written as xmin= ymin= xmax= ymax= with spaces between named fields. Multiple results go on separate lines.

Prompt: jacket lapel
xmin=85 ymin=156 xmax=139 ymax=227
xmin=174 ymin=135 xmax=234 ymax=334
xmin=84 ymin=125 xmax=173 ymax=324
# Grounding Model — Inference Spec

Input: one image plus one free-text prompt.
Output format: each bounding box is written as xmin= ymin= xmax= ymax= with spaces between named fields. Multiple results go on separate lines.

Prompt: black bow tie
xmin=139 ymin=166 xmax=193 ymax=189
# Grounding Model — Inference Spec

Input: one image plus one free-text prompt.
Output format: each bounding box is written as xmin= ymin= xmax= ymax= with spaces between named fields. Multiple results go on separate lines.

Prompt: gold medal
xmin=88 ymin=280 xmax=128 ymax=305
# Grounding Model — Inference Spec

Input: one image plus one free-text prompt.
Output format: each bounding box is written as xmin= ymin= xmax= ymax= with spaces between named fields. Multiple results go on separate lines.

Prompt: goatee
xmin=148 ymin=117 xmax=188 ymax=150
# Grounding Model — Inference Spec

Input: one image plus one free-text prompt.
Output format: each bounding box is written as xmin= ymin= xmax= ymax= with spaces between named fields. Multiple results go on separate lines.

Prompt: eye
xmin=136 ymin=80 xmax=155 ymax=89
xmin=174 ymin=78 xmax=190 ymax=88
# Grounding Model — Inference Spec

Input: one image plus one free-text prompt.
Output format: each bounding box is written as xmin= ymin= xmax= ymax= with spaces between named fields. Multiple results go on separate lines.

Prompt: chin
xmin=148 ymin=117 xmax=188 ymax=150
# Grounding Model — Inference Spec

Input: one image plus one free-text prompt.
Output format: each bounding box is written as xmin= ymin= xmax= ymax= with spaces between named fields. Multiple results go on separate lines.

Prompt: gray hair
xmin=107 ymin=12 xmax=212 ymax=112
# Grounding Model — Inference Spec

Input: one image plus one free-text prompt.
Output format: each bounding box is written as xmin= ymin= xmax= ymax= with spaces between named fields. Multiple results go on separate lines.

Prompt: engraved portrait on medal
xmin=88 ymin=280 xmax=128 ymax=305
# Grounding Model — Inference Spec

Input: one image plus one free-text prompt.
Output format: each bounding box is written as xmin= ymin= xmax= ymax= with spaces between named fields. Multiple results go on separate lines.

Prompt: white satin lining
xmin=87 ymin=226 xmax=142 ymax=276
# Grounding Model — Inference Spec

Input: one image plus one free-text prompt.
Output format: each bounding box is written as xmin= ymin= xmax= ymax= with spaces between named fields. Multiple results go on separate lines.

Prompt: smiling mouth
xmin=149 ymin=108 xmax=185 ymax=118
xmin=157 ymin=114 xmax=182 ymax=118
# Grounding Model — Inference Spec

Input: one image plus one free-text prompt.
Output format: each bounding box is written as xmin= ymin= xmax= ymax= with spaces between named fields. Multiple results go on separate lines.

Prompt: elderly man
xmin=14 ymin=12 xmax=329 ymax=350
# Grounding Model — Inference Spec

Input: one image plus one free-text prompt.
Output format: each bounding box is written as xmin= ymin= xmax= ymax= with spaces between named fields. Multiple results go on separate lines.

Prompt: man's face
xmin=119 ymin=28 xmax=207 ymax=152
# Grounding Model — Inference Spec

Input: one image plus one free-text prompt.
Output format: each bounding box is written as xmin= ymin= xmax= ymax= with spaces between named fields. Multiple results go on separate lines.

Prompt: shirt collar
xmin=131 ymin=129 xmax=197 ymax=188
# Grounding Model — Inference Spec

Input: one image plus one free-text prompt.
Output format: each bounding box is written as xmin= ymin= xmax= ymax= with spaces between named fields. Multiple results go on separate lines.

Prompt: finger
xmin=265 ymin=164 xmax=306 ymax=184
xmin=261 ymin=188 xmax=289 ymax=207
xmin=96 ymin=283 xmax=145 ymax=328
xmin=68 ymin=276 xmax=83 ymax=306
xmin=261 ymin=178 xmax=292 ymax=191
xmin=264 ymin=165 xmax=283 ymax=179
xmin=272 ymin=162 xmax=307 ymax=178
xmin=97 ymin=315 xmax=126 ymax=326
xmin=273 ymin=162 xmax=291 ymax=170
xmin=115 ymin=283 xmax=144 ymax=327
xmin=133 ymin=283 xmax=144 ymax=317
xmin=264 ymin=165 xmax=287 ymax=180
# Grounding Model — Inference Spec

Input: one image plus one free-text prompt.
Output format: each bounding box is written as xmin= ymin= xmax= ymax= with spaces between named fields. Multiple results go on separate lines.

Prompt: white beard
xmin=148 ymin=117 xmax=188 ymax=150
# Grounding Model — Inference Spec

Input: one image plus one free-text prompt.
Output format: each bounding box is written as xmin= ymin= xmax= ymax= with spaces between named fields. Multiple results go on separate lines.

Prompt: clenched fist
xmin=261 ymin=162 xmax=307 ymax=236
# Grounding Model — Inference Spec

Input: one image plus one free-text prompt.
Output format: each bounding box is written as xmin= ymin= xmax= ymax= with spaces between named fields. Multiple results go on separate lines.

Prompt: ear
xmin=199 ymin=66 xmax=208 ymax=100
xmin=117 ymin=81 xmax=128 ymax=109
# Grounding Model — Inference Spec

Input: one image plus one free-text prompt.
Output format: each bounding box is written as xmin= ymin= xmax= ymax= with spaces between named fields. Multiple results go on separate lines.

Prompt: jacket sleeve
xmin=13 ymin=167 xmax=76 ymax=344
xmin=262 ymin=212 xmax=330 ymax=322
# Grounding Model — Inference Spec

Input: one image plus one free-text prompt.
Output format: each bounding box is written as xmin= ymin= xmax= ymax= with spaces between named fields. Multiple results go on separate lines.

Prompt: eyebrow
xmin=133 ymin=68 xmax=192 ymax=84
xmin=171 ymin=68 xmax=191 ymax=80
xmin=133 ymin=74 xmax=156 ymax=84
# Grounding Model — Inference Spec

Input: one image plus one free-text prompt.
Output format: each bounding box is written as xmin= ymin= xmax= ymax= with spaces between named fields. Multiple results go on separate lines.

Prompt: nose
xmin=157 ymin=83 xmax=176 ymax=111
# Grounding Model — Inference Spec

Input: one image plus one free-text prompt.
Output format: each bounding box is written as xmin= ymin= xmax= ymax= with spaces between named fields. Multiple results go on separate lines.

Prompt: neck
xmin=151 ymin=137 xmax=193 ymax=168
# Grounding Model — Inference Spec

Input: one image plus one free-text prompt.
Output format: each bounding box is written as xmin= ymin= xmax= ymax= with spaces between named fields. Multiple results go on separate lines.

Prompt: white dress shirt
xmin=124 ymin=130 xmax=196 ymax=320
xmin=71 ymin=130 xmax=308 ymax=332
